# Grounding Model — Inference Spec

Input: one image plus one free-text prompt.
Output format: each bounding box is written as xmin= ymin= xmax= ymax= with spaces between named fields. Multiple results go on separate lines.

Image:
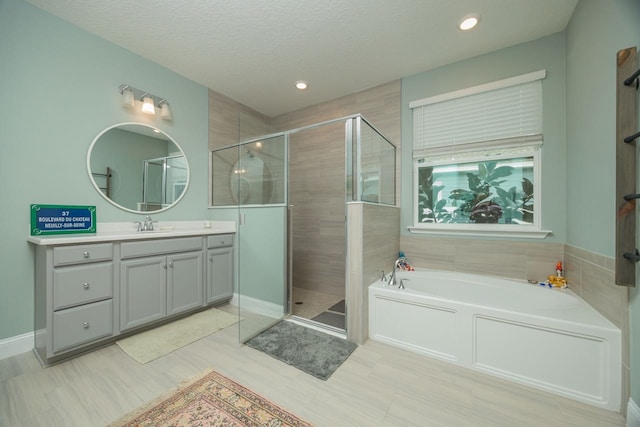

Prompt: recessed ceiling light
xmin=295 ymin=80 xmax=308 ymax=90
xmin=458 ymin=14 xmax=479 ymax=31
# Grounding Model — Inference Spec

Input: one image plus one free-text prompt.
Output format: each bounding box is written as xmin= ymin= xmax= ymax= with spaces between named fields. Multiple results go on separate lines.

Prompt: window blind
xmin=412 ymin=71 xmax=545 ymax=157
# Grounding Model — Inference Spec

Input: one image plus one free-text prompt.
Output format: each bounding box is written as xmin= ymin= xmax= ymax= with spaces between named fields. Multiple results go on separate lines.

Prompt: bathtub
xmin=368 ymin=269 xmax=621 ymax=411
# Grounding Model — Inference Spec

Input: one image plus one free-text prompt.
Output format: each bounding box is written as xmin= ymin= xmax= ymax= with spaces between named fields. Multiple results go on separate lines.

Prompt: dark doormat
xmin=245 ymin=321 xmax=357 ymax=380
xmin=311 ymin=311 xmax=345 ymax=329
xmin=327 ymin=299 xmax=345 ymax=314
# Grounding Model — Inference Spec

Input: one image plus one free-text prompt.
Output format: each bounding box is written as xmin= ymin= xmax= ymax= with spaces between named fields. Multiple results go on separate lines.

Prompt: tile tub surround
xmin=400 ymin=235 xmax=564 ymax=282
xmin=369 ymin=269 xmax=622 ymax=411
xmin=400 ymin=235 xmax=630 ymax=414
xmin=564 ymin=244 xmax=630 ymax=415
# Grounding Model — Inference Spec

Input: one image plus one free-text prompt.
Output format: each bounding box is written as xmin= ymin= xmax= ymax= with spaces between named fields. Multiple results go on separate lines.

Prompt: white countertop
xmin=27 ymin=220 xmax=236 ymax=245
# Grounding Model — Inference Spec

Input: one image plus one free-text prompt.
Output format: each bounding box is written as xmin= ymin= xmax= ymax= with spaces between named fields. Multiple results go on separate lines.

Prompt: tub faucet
xmin=388 ymin=256 xmax=407 ymax=286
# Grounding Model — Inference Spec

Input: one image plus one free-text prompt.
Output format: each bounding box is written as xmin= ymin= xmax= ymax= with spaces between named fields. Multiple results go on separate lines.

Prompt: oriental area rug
xmin=108 ymin=369 xmax=314 ymax=427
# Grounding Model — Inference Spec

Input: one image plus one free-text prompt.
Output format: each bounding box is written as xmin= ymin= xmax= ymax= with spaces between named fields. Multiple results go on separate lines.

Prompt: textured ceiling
xmin=26 ymin=0 xmax=578 ymax=117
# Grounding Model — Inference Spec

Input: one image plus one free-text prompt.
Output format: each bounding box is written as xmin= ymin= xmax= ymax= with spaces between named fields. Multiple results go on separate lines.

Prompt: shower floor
xmin=292 ymin=287 xmax=345 ymax=330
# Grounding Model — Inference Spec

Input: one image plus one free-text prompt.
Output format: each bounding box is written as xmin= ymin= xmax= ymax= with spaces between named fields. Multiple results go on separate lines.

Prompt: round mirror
xmin=87 ymin=123 xmax=189 ymax=213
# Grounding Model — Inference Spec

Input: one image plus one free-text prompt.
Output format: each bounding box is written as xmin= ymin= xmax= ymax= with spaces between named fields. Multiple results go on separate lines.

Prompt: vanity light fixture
xmin=458 ymin=14 xmax=479 ymax=31
xmin=117 ymin=84 xmax=172 ymax=120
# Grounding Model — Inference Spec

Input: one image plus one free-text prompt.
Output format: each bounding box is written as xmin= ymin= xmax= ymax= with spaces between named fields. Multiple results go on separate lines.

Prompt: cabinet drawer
xmin=53 ymin=263 xmax=113 ymax=310
xmin=53 ymin=299 xmax=113 ymax=353
xmin=207 ymin=234 xmax=234 ymax=248
xmin=121 ymin=237 xmax=203 ymax=259
xmin=53 ymin=243 xmax=113 ymax=266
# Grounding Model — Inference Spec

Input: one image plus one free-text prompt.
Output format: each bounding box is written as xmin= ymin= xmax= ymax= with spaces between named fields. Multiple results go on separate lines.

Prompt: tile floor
xmin=0 ymin=304 xmax=627 ymax=427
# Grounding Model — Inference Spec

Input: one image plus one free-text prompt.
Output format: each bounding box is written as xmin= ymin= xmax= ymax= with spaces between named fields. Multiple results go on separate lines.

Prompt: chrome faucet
xmin=388 ymin=256 xmax=407 ymax=286
xmin=135 ymin=216 xmax=157 ymax=232
xmin=143 ymin=215 xmax=156 ymax=231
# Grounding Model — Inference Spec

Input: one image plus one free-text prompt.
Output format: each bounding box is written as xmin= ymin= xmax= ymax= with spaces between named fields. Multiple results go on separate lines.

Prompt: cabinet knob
xmin=83 ymin=282 xmax=90 ymax=290
xmin=169 ymin=261 xmax=174 ymax=268
xmin=163 ymin=263 xmax=167 ymax=269
xmin=83 ymin=322 xmax=89 ymax=329
xmin=83 ymin=251 xmax=90 ymax=259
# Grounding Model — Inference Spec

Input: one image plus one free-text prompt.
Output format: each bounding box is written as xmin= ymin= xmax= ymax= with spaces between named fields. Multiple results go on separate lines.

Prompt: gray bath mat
xmin=311 ymin=311 xmax=345 ymax=329
xmin=328 ymin=300 xmax=345 ymax=314
xmin=245 ymin=321 xmax=357 ymax=380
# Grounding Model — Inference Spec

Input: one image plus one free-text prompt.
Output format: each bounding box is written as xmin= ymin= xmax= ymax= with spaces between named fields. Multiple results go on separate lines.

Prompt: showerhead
xmin=246 ymin=148 xmax=255 ymax=158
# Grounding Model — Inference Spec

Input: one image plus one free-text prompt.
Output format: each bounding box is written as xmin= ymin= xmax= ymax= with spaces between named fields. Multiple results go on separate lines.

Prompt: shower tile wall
xmin=289 ymin=123 xmax=346 ymax=297
xmin=346 ymin=203 xmax=401 ymax=343
xmin=273 ymin=80 xmax=402 ymax=300
xmin=272 ymin=80 xmax=402 ymax=201
xmin=208 ymin=89 xmax=275 ymax=205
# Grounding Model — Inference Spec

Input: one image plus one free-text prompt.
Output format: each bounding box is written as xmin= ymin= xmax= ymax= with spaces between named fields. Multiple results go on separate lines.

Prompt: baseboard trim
xmin=230 ymin=293 xmax=285 ymax=319
xmin=629 ymin=398 xmax=640 ymax=427
xmin=0 ymin=332 xmax=33 ymax=360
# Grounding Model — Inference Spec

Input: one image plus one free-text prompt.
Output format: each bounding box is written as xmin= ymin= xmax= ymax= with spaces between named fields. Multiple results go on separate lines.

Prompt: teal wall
xmin=401 ymin=32 xmax=567 ymax=242
xmin=565 ymin=0 xmax=640 ymax=408
xmin=0 ymin=0 xmax=209 ymax=341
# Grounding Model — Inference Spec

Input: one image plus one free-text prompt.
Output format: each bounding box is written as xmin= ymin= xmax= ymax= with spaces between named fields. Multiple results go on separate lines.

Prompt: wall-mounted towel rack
xmin=616 ymin=46 xmax=638 ymax=286
xmin=624 ymin=130 xmax=640 ymax=143
xmin=624 ymin=67 xmax=640 ymax=87
xmin=91 ymin=167 xmax=112 ymax=198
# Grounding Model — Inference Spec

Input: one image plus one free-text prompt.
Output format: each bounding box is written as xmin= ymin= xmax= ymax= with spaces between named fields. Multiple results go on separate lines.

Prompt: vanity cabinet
xmin=120 ymin=237 xmax=204 ymax=332
xmin=34 ymin=242 xmax=115 ymax=363
xmin=120 ymin=255 xmax=167 ymax=331
xmin=31 ymin=228 xmax=234 ymax=366
xmin=206 ymin=234 xmax=234 ymax=304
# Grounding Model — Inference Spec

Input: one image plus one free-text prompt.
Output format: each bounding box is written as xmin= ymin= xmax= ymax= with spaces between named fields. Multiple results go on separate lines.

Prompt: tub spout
xmin=388 ymin=256 xmax=407 ymax=286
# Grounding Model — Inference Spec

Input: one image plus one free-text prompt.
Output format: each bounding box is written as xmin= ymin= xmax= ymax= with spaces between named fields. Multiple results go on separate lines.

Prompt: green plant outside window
xmin=417 ymin=157 xmax=534 ymax=225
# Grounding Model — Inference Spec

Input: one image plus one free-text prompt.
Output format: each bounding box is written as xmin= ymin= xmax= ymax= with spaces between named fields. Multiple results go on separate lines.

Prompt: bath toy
xmin=546 ymin=275 xmax=567 ymax=288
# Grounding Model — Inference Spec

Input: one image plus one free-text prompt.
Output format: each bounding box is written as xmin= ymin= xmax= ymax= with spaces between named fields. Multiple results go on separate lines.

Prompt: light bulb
xmin=141 ymin=96 xmax=155 ymax=114
xmin=160 ymin=102 xmax=172 ymax=120
xmin=458 ymin=14 xmax=479 ymax=31
xmin=122 ymin=88 xmax=135 ymax=108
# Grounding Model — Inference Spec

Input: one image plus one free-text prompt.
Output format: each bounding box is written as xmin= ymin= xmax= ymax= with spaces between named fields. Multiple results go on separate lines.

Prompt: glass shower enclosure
xmin=211 ymin=115 xmax=395 ymax=342
xmin=140 ymin=155 xmax=188 ymax=211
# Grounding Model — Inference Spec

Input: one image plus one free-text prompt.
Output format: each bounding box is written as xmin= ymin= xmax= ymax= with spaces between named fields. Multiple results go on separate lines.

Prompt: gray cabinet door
xmin=120 ymin=256 xmax=167 ymax=331
xmin=207 ymin=247 xmax=233 ymax=304
xmin=167 ymin=251 xmax=204 ymax=315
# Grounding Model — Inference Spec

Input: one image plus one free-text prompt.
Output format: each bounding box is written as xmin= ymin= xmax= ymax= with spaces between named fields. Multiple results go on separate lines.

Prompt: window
xmin=409 ymin=71 xmax=549 ymax=238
